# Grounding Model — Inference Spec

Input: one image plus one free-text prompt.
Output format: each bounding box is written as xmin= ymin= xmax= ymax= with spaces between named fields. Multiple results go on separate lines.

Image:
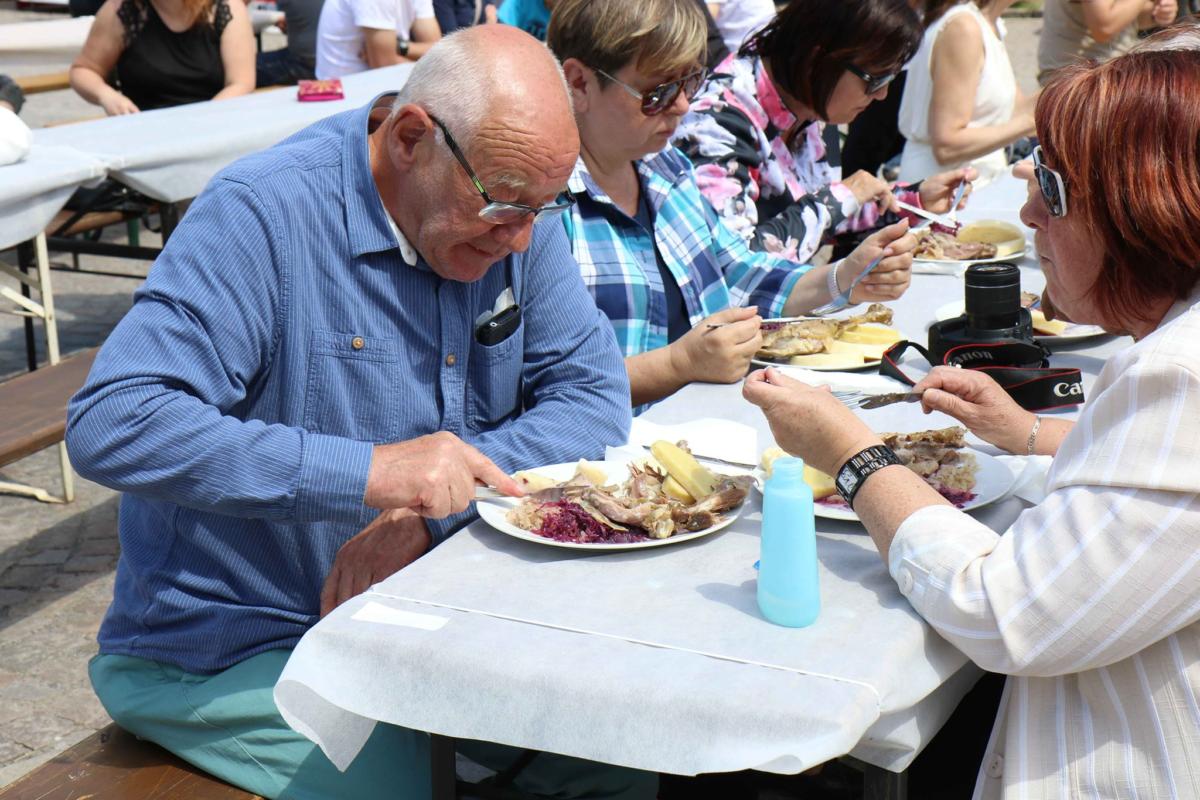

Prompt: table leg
xmin=431 ymin=733 xmax=458 ymax=800
xmin=16 ymin=243 xmax=36 ymax=371
xmin=860 ymin=762 xmax=907 ymax=800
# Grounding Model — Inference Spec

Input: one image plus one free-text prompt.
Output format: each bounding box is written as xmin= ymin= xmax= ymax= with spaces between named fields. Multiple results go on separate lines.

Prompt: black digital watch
xmin=835 ymin=445 xmax=902 ymax=508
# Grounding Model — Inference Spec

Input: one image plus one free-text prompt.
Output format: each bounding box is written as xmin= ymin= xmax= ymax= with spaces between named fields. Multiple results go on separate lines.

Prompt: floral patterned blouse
xmin=673 ymin=53 xmax=921 ymax=262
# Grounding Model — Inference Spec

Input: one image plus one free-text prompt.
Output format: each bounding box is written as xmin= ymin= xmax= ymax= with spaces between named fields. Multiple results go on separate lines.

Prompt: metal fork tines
xmin=832 ymin=390 xmax=924 ymax=410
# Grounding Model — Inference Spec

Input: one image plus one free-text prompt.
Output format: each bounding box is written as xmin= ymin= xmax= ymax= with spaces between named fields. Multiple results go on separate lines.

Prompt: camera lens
xmin=964 ymin=262 xmax=1021 ymax=332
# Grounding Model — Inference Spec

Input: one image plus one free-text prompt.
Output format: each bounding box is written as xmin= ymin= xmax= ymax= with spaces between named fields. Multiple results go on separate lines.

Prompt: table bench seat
xmin=0 ymin=724 xmax=262 ymax=800
xmin=0 ymin=347 xmax=96 ymax=469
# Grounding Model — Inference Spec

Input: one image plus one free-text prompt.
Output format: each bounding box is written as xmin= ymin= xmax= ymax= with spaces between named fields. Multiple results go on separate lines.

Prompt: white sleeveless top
xmin=897 ymin=3 xmax=1016 ymax=186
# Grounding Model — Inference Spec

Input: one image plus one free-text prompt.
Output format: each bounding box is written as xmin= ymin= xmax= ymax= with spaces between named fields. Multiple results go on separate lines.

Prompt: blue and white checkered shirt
xmin=562 ymin=147 xmax=813 ymax=359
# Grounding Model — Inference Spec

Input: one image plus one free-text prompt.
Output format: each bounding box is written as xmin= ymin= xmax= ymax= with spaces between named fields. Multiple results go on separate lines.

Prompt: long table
xmin=33 ymin=63 xmax=414 ymax=204
xmin=272 ymin=176 xmax=1130 ymax=792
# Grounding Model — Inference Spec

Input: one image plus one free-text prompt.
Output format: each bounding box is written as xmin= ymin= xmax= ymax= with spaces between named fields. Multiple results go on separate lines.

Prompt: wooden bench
xmin=0 ymin=724 xmax=263 ymax=800
xmin=14 ymin=71 xmax=71 ymax=96
xmin=0 ymin=347 xmax=97 ymax=502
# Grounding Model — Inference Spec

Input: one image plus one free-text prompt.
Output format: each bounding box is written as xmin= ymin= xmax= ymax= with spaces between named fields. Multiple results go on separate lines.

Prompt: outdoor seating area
xmin=3 ymin=0 xmax=1200 ymax=798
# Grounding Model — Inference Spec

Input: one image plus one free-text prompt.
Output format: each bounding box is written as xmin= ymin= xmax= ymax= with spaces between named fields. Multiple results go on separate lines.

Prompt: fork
xmin=946 ymin=179 xmax=969 ymax=225
xmin=831 ymin=389 xmax=925 ymax=410
xmin=808 ymin=251 xmax=887 ymax=317
xmin=474 ymin=486 xmax=566 ymax=504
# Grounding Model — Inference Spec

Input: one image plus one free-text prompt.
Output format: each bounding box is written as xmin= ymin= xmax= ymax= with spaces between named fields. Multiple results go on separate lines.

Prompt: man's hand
xmin=742 ymin=368 xmax=881 ymax=476
xmin=917 ymin=167 xmax=977 ymax=213
xmin=913 ymin=366 xmax=1035 ymax=454
xmin=840 ymin=219 xmax=915 ymax=304
xmin=841 ymin=170 xmax=900 ymax=214
xmin=668 ymin=306 xmax=762 ymax=385
xmin=320 ymin=509 xmax=431 ymax=617
xmin=365 ymin=431 xmax=522 ymax=517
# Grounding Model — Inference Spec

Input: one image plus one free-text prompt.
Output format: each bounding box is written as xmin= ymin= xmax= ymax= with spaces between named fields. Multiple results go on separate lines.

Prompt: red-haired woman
xmin=71 ymin=0 xmax=255 ymax=115
xmin=744 ymin=22 xmax=1200 ymax=798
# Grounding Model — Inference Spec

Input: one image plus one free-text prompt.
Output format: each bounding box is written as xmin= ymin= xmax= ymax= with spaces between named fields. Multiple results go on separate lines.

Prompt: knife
xmin=857 ymin=391 xmax=925 ymax=410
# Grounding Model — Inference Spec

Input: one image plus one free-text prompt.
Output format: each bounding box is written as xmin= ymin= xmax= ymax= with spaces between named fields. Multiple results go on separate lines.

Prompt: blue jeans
xmin=90 ymin=650 xmax=657 ymax=800
xmin=256 ymin=49 xmax=315 ymax=88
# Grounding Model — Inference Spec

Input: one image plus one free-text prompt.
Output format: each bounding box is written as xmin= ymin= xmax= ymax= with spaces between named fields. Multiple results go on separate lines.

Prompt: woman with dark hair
xmin=71 ymin=0 xmax=254 ymax=114
xmin=674 ymin=0 xmax=972 ymax=262
xmin=744 ymin=23 xmax=1200 ymax=798
xmin=897 ymin=0 xmax=1036 ymax=185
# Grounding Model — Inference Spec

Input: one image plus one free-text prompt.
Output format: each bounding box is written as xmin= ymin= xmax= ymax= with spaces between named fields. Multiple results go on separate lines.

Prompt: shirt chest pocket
xmin=304 ymin=331 xmax=401 ymax=443
xmin=465 ymin=321 xmax=524 ymax=432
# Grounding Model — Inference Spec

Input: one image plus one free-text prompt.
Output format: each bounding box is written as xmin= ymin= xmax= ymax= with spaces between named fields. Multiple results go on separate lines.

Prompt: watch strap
xmin=835 ymin=445 xmax=901 ymax=507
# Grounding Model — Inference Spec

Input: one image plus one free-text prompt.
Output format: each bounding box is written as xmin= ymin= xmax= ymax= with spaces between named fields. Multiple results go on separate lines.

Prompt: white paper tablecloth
xmin=273 ymin=170 xmax=1129 ymax=778
xmin=34 ymin=63 xmax=415 ymax=203
xmin=0 ymin=15 xmax=91 ymax=53
xmin=0 ymin=144 xmax=106 ymax=251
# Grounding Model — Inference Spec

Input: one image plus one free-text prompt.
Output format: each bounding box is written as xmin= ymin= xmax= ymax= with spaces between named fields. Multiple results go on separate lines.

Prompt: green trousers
xmin=90 ymin=651 xmax=656 ymax=800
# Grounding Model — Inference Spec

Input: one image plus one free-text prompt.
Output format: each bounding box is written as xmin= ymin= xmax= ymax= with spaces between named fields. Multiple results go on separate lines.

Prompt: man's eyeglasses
xmin=592 ymin=67 xmax=709 ymax=116
xmin=1032 ymin=145 xmax=1067 ymax=218
xmin=428 ymin=115 xmax=575 ymax=224
xmin=840 ymin=61 xmax=899 ymax=95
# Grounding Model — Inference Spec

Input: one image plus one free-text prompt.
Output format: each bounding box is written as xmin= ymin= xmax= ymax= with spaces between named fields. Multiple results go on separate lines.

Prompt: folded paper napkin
xmin=913 ymin=259 xmax=969 ymax=277
xmin=996 ymin=454 xmax=1053 ymax=505
xmin=627 ymin=417 xmax=758 ymax=466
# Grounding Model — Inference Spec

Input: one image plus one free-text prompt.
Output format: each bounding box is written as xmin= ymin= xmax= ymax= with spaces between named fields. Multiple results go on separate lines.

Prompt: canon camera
xmin=927 ymin=263 xmax=1045 ymax=367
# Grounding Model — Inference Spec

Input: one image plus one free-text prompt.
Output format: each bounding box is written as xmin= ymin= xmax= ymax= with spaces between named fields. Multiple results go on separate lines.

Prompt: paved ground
xmin=0 ymin=6 xmax=1044 ymax=789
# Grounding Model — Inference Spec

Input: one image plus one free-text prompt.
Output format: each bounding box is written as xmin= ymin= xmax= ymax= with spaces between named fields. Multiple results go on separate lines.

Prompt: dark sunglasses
xmin=1032 ymin=145 xmax=1067 ymax=218
xmin=840 ymin=61 xmax=899 ymax=95
xmin=593 ymin=67 xmax=709 ymax=116
xmin=428 ymin=114 xmax=575 ymax=224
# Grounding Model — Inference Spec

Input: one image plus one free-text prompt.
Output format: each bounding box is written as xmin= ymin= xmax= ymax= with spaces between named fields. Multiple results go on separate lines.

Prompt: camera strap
xmin=880 ymin=340 xmax=1086 ymax=411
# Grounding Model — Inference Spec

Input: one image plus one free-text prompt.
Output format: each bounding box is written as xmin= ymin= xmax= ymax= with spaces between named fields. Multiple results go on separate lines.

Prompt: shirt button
xmin=445 ymin=353 xmax=457 ymax=367
xmin=351 ymin=336 xmax=365 ymax=350
xmin=897 ymin=568 xmax=914 ymax=594
xmin=985 ymin=753 xmax=1004 ymax=779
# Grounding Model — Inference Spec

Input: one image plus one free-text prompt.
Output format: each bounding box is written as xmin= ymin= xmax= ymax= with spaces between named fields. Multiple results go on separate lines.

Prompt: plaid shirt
xmin=562 ymin=147 xmax=811 ymax=359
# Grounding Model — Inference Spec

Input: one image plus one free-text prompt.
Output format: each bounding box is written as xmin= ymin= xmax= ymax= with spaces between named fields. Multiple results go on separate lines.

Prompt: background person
xmin=705 ymin=0 xmax=774 ymax=52
xmin=0 ymin=75 xmax=31 ymax=166
xmin=744 ymin=25 xmax=1200 ymax=798
xmin=315 ymin=0 xmax=441 ymax=79
xmin=71 ymin=0 xmax=255 ymax=115
xmin=256 ymin=0 xmax=325 ymax=87
xmin=674 ymin=0 xmax=972 ymax=263
xmin=548 ymin=0 xmax=916 ymax=409
xmin=67 ymin=25 xmax=648 ymax=800
xmin=1038 ymin=0 xmax=1177 ymax=84
xmin=433 ymin=0 xmax=497 ymax=34
xmin=898 ymin=0 xmax=1037 ymax=186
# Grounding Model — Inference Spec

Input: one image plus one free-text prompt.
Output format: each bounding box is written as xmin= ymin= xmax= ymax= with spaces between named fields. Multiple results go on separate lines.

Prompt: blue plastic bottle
xmin=757 ymin=456 xmax=820 ymax=627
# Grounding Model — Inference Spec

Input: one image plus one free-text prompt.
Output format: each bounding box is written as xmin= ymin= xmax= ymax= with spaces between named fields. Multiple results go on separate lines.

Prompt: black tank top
xmin=115 ymin=0 xmax=232 ymax=111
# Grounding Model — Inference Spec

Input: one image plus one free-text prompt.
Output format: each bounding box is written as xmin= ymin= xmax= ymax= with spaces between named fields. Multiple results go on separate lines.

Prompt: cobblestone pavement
xmin=0 ymin=7 xmax=1043 ymax=788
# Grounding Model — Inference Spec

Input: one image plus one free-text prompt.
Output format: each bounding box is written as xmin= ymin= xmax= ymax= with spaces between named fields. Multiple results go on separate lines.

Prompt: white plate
xmin=750 ymin=356 xmax=880 ymax=373
xmin=477 ymin=461 xmax=743 ymax=551
xmin=913 ymin=242 xmax=1031 ymax=268
xmin=812 ymin=449 xmax=1015 ymax=522
xmin=933 ymin=301 xmax=1107 ymax=344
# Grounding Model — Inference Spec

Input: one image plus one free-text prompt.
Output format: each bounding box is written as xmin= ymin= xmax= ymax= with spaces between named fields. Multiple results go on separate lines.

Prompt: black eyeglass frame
xmin=427 ymin=114 xmax=575 ymax=223
xmin=838 ymin=60 xmax=899 ymax=95
xmin=592 ymin=66 xmax=709 ymax=116
xmin=1032 ymin=145 xmax=1068 ymax=218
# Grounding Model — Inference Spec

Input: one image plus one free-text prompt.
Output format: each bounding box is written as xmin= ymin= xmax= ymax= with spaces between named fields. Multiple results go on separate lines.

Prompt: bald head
xmin=392 ymin=25 xmax=576 ymax=157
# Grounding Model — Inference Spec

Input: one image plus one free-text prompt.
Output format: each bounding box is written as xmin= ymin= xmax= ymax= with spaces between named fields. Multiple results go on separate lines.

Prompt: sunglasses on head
xmin=1032 ymin=145 xmax=1067 ymax=218
xmin=593 ymin=66 xmax=709 ymax=116
xmin=839 ymin=60 xmax=899 ymax=95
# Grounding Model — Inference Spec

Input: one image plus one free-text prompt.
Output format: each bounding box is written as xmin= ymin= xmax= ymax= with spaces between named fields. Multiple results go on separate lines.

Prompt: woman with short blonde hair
xmin=548 ymin=0 xmax=916 ymax=409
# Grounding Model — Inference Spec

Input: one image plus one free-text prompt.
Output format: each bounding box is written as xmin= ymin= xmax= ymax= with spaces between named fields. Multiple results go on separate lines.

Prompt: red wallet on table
xmin=297 ymin=79 xmax=344 ymax=101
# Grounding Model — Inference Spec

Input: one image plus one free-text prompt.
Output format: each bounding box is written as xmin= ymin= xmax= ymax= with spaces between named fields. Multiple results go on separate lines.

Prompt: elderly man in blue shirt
xmin=66 ymin=25 xmax=646 ymax=800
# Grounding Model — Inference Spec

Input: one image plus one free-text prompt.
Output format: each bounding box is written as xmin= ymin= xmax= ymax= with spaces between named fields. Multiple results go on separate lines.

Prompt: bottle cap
xmin=769 ymin=455 xmax=805 ymax=480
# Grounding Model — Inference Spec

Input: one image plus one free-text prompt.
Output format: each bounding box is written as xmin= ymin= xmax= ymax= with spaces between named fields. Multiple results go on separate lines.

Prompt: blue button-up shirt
xmin=66 ymin=98 xmax=631 ymax=673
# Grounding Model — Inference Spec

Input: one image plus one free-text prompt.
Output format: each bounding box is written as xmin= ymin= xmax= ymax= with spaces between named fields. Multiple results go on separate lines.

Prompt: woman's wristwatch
xmin=835 ymin=445 xmax=901 ymax=507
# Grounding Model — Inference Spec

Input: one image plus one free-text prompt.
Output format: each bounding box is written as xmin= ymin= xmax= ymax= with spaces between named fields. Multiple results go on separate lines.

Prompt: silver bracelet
xmin=1026 ymin=416 xmax=1041 ymax=456
xmin=827 ymin=260 xmax=843 ymax=301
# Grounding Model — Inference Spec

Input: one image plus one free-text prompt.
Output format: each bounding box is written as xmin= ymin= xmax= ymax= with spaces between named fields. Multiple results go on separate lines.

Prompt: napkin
xmin=627 ymin=417 xmax=758 ymax=466
xmin=913 ymin=260 xmax=968 ymax=277
xmin=996 ymin=454 xmax=1053 ymax=504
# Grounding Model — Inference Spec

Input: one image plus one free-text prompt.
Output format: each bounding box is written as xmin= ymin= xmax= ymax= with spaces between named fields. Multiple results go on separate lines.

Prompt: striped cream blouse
xmin=890 ymin=287 xmax=1200 ymax=799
